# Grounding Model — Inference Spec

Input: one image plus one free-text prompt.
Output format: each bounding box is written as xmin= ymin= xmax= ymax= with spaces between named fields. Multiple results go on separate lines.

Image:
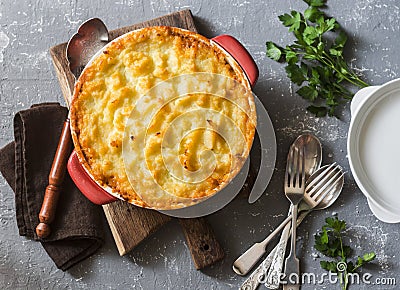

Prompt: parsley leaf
xmin=266 ymin=41 xmax=283 ymax=61
xmin=279 ymin=13 xmax=295 ymax=27
xmin=306 ymin=0 xmax=327 ymax=7
xmin=285 ymin=49 xmax=298 ymax=64
xmin=279 ymin=11 xmax=303 ymax=32
xmin=363 ymin=252 xmax=376 ymax=262
xmin=320 ymin=260 xmax=338 ymax=272
xmin=304 ymin=6 xmax=324 ymax=22
xmin=285 ymin=64 xmax=307 ymax=85
xmin=297 ymin=86 xmax=318 ymax=101
xmin=303 ymin=26 xmax=319 ymax=45
xmin=314 ymin=217 xmax=376 ymax=290
xmin=266 ymin=0 xmax=369 ymax=117
xmin=334 ymin=31 xmax=348 ymax=48
xmin=307 ymin=105 xmax=327 ymax=117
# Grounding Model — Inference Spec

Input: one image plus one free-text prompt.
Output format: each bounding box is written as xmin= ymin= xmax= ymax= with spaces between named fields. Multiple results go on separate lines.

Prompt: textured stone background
xmin=0 ymin=0 xmax=399 ymax=289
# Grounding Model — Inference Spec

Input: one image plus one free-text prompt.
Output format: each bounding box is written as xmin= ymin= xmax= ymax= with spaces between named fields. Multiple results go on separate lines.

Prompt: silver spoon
xmin=294 ymin=134 xmax=322 ymax=181
xmin=66 ymin=18 xmax=109 ymax=80
xmin=240 ymin=164 xmax=344 ymax=290
xmin=233 ymin=134 xmax=322 ymax=275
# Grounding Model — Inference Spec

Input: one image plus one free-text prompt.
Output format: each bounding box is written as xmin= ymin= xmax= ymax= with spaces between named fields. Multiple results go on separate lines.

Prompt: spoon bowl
xmin=66 ymin=18 xmax=109 ymax=80
xmin=248 ymin=133 xmax=321 ymax=204
xmin=295 ymin=134 xmax=322 ymax=180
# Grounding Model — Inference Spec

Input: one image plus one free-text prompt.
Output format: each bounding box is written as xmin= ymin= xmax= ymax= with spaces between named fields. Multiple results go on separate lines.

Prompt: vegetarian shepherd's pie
xmin=70 ymin=26 xmax=256 ymax=209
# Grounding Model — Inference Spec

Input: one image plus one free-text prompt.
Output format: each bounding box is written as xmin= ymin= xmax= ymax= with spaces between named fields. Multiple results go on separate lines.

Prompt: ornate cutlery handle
xmin=265 ymin=212 xmax=292 ymax=289
xmin=240 ymin=210 xmax=310 ymax=290
xmin=240 ymin=246 xmax=277 ymax=290
xmin=233 ymin=216 xmax=290 ymax=275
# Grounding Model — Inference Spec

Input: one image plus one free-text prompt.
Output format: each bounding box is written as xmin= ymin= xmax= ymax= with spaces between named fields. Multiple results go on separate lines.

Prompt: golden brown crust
xmin=70 ymin=26 xmax=256 ymax=209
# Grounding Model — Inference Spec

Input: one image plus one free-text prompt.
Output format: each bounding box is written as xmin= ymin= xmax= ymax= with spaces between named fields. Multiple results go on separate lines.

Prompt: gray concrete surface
xmin=0 ymin=0 xmax=399 ymax=289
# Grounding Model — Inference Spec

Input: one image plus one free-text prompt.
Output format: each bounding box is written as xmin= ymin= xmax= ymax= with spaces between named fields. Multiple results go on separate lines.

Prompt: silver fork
xmin=282 ymin=145 xmax=306 ymax=290
xmin=265 ymin=163 xmax=343 ymax=289
xmin=240 ymin=163 xmax=344 ymax=290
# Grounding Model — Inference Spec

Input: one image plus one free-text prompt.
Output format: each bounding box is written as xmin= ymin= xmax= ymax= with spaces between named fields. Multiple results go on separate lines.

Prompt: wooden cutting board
xmin=49 ymin=9 xmax=225 ymax=270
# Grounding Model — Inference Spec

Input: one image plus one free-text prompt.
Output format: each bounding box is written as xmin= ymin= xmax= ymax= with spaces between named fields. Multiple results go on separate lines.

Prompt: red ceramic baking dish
xmin=67 ymin=28 xmax=259 ymax=208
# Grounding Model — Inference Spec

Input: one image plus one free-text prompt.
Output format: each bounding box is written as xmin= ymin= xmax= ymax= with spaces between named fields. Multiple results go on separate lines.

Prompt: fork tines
xmin=306 ymin=163 xmax=344 ymax=204
xmin=285 ymin=145 xmax=306 ymax=189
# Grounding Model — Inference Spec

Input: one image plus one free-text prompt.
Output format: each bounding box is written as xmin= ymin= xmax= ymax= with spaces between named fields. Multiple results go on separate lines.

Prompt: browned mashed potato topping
xmin=70 ymin=26 xmax=256 ymax=209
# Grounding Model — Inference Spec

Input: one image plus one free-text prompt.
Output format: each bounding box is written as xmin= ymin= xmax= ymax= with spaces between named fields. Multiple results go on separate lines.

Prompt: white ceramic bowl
xmin=348 ymin=79 xmax=400 ymax=223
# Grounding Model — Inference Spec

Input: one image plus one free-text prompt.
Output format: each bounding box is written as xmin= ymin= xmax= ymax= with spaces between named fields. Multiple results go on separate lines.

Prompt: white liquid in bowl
xmin=359 ymin=91 xmax=400 ymax=210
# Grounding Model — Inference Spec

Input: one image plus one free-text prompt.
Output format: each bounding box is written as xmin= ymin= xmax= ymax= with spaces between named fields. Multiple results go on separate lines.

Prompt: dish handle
xmin=367 ymin=198 xmax=400 ymax=223
xmin=211 ymin=35 xmax=259 ymax=88
xmin=67 ymin=151 xmax=118 ymax=205
xmin=351 ymin=86 xmax=380 ymax=116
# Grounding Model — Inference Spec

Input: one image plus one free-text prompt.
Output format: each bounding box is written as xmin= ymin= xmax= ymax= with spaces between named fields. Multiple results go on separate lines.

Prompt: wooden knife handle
xmin=36 ymin=118 xmax=72 ymax=238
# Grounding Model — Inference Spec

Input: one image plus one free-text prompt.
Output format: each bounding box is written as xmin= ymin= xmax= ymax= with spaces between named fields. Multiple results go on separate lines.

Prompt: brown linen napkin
xmin=0 ymin=102 xmax=105 ymax=271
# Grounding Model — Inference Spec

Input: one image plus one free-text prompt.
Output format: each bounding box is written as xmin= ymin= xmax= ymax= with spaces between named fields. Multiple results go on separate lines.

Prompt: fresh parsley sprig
xmin=314 ymin=217 xmax=376 ymax=290
xmin=266 ymin=0 xmax=369 ymax=117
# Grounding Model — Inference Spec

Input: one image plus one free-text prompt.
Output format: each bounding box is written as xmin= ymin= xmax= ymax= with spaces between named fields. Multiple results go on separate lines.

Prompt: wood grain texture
xmin=103 ymin=201 xmax=172 ymax=255
xmin=49 ymin=9 xmax=224 ymax=268
xmin=179 ymin=218 xmax=224 ymax=269
xmin=49 ymin=44 xmax=75 ymax=107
